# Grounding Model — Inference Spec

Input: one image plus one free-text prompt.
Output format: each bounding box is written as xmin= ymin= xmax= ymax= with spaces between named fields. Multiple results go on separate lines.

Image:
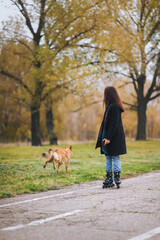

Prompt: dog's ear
xmin=70 ymin=146 xmax=72 ymax=151
xmin=49 ymin=148 xmax=52 ymax=152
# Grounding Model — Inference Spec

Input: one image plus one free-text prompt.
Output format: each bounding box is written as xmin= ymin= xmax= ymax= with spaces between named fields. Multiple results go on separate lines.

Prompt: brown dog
xmin=42 ymin=146 xmax=72 ymax=174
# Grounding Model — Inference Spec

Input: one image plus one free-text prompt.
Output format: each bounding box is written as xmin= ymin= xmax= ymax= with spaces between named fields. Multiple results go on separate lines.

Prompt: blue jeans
xmin=105 ymin=155 xmax=121 ymax=172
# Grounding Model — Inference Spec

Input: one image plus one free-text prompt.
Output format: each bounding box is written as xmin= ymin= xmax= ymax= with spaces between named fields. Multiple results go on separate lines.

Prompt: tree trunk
xmin=136 ymin=75 xmax=147 ymax=140
xmin=46 ymin=107 xmax=58 ymax=145
xmin=30 ymin=57 xmax=44 ymax=146
xmin=31 ymin=105 xmax=42 ymax=146
xmin=136 ymin=100 xmax=147 ymax=140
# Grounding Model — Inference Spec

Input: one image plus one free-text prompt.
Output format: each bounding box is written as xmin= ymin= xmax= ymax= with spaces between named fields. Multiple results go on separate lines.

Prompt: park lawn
xmin=0 ymin=140 xmax=160 ymax=198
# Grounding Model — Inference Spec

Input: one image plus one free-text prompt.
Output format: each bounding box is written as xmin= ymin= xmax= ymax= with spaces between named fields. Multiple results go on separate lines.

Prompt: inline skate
xmin=102 ymin=171 xmax=115 ymax=189
xmin=114 ymin=171 xmax=121 ymax=189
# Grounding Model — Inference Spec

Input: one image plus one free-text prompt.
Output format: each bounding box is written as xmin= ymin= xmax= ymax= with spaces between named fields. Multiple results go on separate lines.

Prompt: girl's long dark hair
xmin=103 ymin=86 xmax=125 ymax=112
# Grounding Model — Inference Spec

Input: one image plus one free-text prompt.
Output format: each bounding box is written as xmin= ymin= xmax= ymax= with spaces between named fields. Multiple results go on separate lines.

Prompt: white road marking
xmin=0 ymin=191 xmax=74 ymax=208
xmin=0 ymin=186 xmax=101 ymax=208
xmin=1 ymin=209 xmax=84 ymax=231
xmin=128 ymin=226 xmax=160 ymax=240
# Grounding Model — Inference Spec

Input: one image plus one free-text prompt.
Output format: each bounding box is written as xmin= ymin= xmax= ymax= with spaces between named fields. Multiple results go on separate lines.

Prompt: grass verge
xmin=0 ymin=140 xmax=160 ymax=198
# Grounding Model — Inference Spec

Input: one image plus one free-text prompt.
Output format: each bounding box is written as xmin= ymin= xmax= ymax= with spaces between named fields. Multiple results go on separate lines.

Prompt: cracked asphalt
xmin=0 ymin=171 xmax=160 ymax=240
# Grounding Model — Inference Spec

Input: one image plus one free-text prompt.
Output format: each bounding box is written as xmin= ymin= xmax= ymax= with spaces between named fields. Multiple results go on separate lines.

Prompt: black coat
xmin=96 ymin=104 xmax=127 ymax=156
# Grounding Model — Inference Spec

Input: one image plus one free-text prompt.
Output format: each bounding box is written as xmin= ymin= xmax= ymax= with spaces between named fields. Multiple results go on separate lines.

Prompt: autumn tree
xmin=0 ymin=0 xmax=99 ymax=145
xmin=91 ymin=0 xmax=160 ymax=140
xmin=73 ymin=0 xmax=160 ymax=140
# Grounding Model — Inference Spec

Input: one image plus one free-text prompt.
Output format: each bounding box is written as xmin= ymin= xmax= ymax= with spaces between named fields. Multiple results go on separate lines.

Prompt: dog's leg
xmin=65 ymin=163 xmax=68 ymax=173
xmin=53 ymin=160 xmax=56 ymax=170
xmin=57 ymin=163 xmax=61 ymax=174
xmin=44 ymin=161 xmax=47 ymax=168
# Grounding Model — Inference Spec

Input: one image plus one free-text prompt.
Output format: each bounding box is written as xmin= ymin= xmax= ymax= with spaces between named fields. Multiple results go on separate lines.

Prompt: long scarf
xmin=95 ymin=104 xmax=112 ymax=152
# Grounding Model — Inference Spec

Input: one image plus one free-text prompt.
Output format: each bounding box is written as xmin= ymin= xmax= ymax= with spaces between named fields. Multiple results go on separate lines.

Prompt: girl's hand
xmin=102 ymin=138 xmax=110 ymax=146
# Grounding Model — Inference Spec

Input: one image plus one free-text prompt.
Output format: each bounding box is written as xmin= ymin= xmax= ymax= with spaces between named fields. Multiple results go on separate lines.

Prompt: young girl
xmin=95 ymin=86 xmax=127 ymax=188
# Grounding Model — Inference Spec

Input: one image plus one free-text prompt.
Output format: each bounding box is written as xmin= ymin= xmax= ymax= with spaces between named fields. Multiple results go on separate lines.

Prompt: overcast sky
xmin=0 ymin=0 xmax=17 ymax=27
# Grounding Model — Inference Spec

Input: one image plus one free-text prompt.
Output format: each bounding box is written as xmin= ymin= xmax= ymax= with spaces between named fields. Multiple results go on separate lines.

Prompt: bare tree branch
xmin=0 ymin=69 xmax=33 ymax=96
xmin=126 ymin=9 xmax=138 ymax=27
xmin=146 ymin=54 xmax=160 ymax=101
xmin=15 ymin=38 xmax=33 ymax=54
xmin=148 ymin=93 xmax=160 ymax=101
xmin=116 ymin=19 xmax=135 ymax=37
xmin=130 ymin=72 xmax=138 ymax=94
xmin=122 ymin=101 xmax=137 ymax=111
xmin=146 ymin=52 xmax=159 ymax=65
xmin=71 ymin=100 xmax=102 ymax=112
xmin=140 ymin=0 xmax=146 ymax=23
xmin=106 ymin=70 xmax=131 ymax=78
xmin=11 ymin=0 xmax=35 ymax=37
xmin=36 ymin=0 xmax=46 ymax=39
xmin=146 ymin=20 xmax=160 ymax=43
xmin=71 ymin=43 xmax=117 ymax=55
xmin=142 ymin=5 xmax=152 ymax=28
xmin=54 ymin=24 xmax=96 ymax=58
xmin=118 ymin=81 xmax=132 ymax=89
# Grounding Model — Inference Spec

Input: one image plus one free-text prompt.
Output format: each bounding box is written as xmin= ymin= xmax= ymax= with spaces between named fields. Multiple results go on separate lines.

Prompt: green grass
xmin=0 ymin=140 xmax=160 ymax=198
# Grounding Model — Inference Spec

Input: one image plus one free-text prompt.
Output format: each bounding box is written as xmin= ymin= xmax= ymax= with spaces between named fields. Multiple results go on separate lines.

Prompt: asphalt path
xmin=0 ymin=171 xmax=160 ymax=240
